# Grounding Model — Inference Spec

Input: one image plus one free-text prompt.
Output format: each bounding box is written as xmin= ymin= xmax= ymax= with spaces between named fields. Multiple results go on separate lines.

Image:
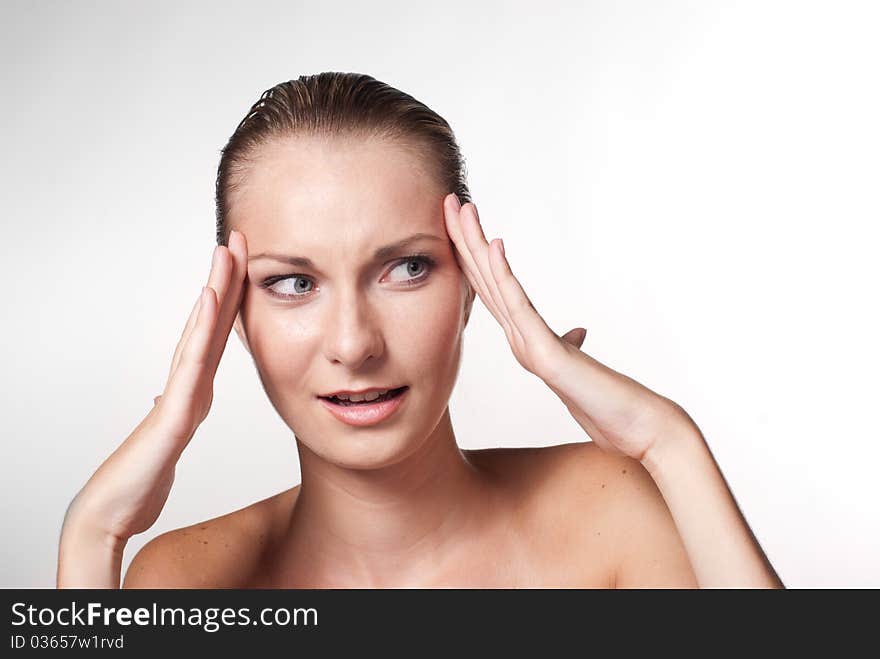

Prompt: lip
xmin=320 ymin=385 xmax=403 ymax=398
xmin=317 ymin=387 xmax=408 ymax=427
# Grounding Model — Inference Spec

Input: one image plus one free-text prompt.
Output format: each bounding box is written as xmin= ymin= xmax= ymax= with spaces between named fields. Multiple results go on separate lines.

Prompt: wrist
xmin=538 ymin=338 xmax=585 ymax=390
xmin=639 ymin=406 xmax=706 ymax=478
xmin=62 ymin=491 xmax=130 ymax=551
xmin=57 ymin=513 xmax=126 ymax=589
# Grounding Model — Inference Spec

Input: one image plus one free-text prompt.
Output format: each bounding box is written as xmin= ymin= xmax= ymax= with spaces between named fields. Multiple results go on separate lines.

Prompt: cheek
xmin=240 ymin=298 xmax=320 ymax=396
xmin=391 ymin=281 xmax=465 ymax=382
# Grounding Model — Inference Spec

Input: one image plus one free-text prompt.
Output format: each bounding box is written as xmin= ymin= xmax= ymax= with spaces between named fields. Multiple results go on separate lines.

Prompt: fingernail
xmin=498 ymin=238 xmax=505 ymax=255
xmin=451 ymin=194 xmax=461 ymax=210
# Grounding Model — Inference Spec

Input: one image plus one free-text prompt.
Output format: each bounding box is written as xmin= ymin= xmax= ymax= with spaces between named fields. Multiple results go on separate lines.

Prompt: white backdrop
xmin=1 ymin=0 xmax=877 ymax=588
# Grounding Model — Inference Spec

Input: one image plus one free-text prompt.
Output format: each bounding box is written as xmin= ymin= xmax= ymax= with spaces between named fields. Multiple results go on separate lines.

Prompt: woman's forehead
xmin=245 ymin=134 xmax=438 ymax=200
xmin=232 ymin=137 xmax=445 ymax=243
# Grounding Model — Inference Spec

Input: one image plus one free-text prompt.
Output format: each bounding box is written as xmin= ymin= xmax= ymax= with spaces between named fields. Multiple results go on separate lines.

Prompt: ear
xmin=233 ymin=312 xmax=251 ymax=355
xmin=462 ymin=281 xmax=476 ymax=328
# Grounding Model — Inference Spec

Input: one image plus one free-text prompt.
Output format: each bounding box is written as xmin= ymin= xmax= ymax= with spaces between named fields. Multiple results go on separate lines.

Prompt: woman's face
xmin=230 ymin=135 xmax=473 ymax=470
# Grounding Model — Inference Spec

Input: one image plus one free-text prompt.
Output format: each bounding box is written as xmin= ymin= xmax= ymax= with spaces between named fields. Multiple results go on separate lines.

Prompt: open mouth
xmin=319 ymin=386 xmax=408 ymax=407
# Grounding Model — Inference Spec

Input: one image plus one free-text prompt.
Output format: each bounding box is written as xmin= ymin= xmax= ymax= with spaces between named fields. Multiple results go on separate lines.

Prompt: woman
xmin=56 ymin=72 xmax=783 ymax=588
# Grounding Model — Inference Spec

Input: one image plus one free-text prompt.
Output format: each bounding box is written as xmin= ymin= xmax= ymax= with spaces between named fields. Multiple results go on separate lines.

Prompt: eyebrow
xmin=248 ymin=232 xmax=446 ymax=267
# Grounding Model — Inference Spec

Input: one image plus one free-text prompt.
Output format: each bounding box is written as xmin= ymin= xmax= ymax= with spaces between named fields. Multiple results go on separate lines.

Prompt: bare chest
xmin=242 ymin=524 xmax=615 ymax=589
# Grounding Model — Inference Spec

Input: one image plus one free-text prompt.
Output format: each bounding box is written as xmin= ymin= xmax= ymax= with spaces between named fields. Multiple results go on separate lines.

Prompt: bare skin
xmin=59 ymin=134 xmax=775 ymax=589
xmin=122 ymin=442 xmax=695 ymax=588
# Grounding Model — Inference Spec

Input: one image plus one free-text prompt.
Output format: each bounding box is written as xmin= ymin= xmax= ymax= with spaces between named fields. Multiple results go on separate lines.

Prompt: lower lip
xmin=317 ymin=387 xmax=408 ymax=427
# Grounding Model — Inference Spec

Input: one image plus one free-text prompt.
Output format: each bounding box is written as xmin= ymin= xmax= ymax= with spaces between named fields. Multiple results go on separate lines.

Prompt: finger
xmin=443 ymin=195 xmax=489 ymax=305
xmin=488 ymin=238 xmax=555 ymax=340
xmin=443 ymin=195 xmax=508 ymax=326
xmin=450 ymin=198 xmax=503 ymax=322
xmin=163 ymin=286 xmax=219 ymax=411
xmin=201 ymin=242 xmax=235 ymax=374
xmin=168 ymin=292 xmax=203 ymax=383
xmin=458 ymin=203 xmax=517 ymax=336
xmin=168 ymin=248 xmax=219 ymax=380
xmin=562 ymin=327 xmax=587 ymax=349
xmin=206 ymin=230 xmax=248 ymax=371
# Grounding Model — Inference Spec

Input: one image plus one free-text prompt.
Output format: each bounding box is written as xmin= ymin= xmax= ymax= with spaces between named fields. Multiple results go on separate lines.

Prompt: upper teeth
xmin=334 ymin=389 xmax=390 ymax=402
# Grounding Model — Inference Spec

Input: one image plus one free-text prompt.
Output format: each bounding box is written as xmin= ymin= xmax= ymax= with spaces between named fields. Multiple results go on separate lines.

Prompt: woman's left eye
xmin=385 ymin=255 xmax=434 ymax=285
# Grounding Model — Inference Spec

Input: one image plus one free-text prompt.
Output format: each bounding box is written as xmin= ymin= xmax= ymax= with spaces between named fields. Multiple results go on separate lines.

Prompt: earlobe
xmin=233 ymin=313 xmax=251 ymax=354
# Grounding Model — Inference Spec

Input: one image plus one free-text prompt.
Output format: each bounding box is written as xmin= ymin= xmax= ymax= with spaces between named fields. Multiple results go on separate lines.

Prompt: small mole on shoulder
xmin=622 ymin=469 xmax=627 ymax=474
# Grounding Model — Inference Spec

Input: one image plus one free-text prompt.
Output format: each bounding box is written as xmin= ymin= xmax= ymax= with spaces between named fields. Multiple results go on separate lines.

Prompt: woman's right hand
xmin=61 ymin=230 xmax=249 ymax=552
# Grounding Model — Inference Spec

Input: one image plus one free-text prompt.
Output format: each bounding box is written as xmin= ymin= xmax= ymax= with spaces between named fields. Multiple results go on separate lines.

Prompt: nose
xmin=322 ymin=286 xmax=385 ymax=370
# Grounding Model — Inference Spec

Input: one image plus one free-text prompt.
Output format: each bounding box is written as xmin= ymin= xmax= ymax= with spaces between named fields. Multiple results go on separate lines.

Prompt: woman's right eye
xmin=262 ymin=275 xmax=315 ymax=299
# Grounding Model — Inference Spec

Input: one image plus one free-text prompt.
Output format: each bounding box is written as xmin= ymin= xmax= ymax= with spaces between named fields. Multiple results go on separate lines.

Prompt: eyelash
xmin=258 ymin=253 xmax=437 ymax=301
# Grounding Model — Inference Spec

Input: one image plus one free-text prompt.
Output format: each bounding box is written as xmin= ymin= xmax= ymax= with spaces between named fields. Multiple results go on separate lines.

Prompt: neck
xmin=280 ymin=408 xmax=492 ymax=587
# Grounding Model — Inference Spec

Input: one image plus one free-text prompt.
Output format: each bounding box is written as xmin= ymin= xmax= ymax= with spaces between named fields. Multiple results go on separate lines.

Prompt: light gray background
xmin=2 ymin=0 xmax=878 ymax=588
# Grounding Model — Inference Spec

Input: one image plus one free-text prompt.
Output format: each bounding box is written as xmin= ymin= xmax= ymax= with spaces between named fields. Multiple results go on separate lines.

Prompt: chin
xmin=300 ymin=427 xmax=432 ymax=471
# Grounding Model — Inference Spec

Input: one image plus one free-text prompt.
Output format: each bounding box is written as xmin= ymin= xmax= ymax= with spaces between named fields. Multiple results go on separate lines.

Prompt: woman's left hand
xmin=442 ymin=193 xmax=699 ymax=462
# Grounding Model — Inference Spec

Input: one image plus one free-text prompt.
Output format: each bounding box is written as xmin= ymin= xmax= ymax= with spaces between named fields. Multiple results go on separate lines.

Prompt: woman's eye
xmin=386 ymin=256 xmax=433 ymax=284
xmin=261 ymin=255 xmax=434 ymax=301
xmin=267 ymin=276 xmax=314 ymax=298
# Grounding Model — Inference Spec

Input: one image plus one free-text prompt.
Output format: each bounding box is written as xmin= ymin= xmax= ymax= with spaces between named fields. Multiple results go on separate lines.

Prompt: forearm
xmin=640 ymin=426 xmax=784 ymax=589
xmin=57 ymin=504 xmax=126 ymax=589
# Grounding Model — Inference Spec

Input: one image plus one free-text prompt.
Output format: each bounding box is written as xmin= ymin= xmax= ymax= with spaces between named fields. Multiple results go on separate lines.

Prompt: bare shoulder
xmin=464 ymin=440 xmax=625 ymax=506
xmin=122 ymin=486 xmax=299 ymax=589
xmin=503 ymin=440 xmax=697 ymax=588
xmin=465 ymin=441 xmax=697 ymax=588
xmin=464 ymin=442 xmax=621 ymax=586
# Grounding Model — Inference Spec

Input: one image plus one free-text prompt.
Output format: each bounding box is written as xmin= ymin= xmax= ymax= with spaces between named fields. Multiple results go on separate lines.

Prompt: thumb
xmin=561 ymin=327 xmax=587 ymax=349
